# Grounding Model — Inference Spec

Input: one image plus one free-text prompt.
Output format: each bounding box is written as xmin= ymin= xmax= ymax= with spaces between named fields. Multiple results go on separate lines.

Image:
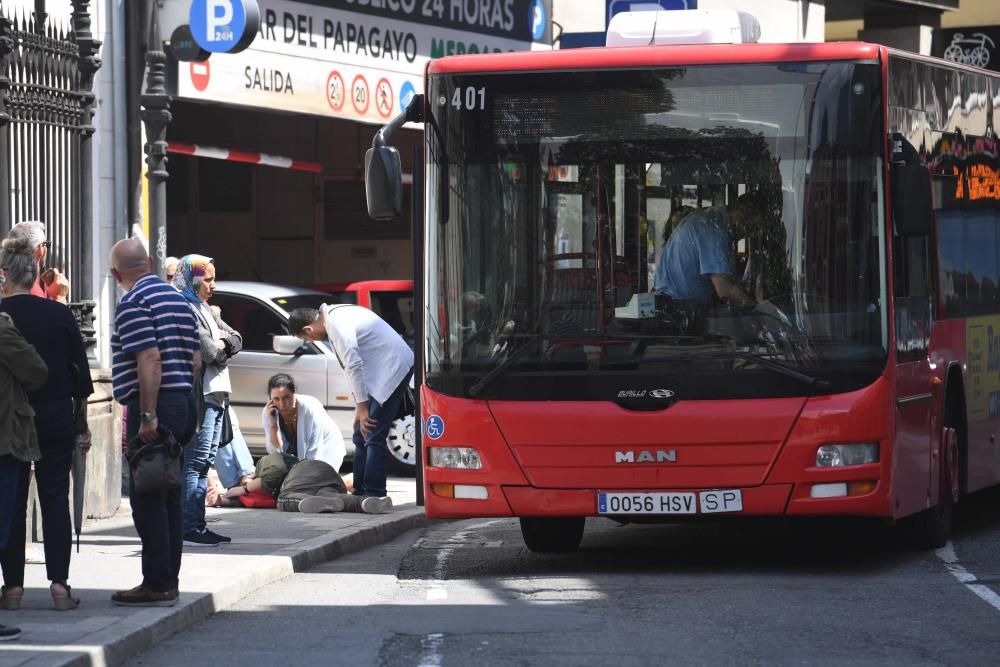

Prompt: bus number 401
xmin=452 ymin=86 xmax=486 ymax=111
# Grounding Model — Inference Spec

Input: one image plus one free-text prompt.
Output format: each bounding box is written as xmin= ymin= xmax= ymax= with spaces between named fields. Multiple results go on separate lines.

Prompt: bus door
xmin=893 ymin=233 xmax=937 ymax=516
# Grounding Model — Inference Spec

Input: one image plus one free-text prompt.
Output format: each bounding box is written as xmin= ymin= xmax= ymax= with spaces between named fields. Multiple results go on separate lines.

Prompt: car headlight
xmin=428 ymin=447 xmax=482 ymax=469
xmin=816 ymin=443 xmax=879 ymax=467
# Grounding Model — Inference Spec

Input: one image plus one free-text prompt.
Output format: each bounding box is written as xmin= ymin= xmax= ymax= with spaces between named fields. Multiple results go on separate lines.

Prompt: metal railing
xmin=0 ymin=0 xmax=101 ymax=354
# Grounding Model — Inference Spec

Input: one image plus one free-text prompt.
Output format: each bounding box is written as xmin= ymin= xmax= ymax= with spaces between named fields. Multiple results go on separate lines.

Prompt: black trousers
xmin=0 ymin=398 xmax=75 ymax=587
xmin=124 ymin=391 xmax=196 ymax=592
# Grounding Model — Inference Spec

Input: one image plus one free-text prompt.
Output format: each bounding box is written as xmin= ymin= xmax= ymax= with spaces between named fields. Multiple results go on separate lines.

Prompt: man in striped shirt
xmin=108 ymin=239 xmax=201 ymax=607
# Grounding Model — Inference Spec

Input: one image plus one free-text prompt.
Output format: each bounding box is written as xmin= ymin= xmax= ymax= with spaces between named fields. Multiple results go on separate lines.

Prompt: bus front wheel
xmin=905 ymin=425 xmax=960 ymax=549
xmin=519 ymin=517 xmax=585 ymax=553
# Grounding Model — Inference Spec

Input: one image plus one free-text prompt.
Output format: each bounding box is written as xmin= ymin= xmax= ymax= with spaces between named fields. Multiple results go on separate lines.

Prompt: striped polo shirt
xmin=111 ymin=273 xmax=199 ymax=403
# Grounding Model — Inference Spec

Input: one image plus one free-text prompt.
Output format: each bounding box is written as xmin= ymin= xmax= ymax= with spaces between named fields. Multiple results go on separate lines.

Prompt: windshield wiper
xmin=468 ymin=335 xmax=543 ymax=397
xmin=675 ymin=348 xmax=830 ymax=390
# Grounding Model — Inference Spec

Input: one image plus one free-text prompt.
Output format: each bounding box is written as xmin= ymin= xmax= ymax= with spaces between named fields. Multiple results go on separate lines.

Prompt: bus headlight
xmin=428 ymin=447 xmax=482 ymax=469
xmin=816 ymin=443 xmax=879 ymax=467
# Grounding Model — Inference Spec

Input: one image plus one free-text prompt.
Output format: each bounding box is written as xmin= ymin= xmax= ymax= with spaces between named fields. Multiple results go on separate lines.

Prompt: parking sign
xmin=189 ymin=0 xmax=260 ymax=54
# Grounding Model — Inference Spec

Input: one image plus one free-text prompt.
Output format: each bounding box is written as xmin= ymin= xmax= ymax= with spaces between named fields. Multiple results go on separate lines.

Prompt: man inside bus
xmin=652 ymin=192 xmax=762 ymax=308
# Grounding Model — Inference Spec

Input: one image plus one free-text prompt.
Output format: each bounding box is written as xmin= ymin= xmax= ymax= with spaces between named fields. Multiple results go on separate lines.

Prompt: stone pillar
xmin=82 ymin=370 xmax=123 ymax=519
xmin=860 ymin=10 xmax=940 ymax=56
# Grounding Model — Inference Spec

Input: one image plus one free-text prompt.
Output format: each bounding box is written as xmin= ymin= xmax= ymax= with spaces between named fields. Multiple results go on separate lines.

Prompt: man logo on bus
xmin=615 ymin=450 xmax=678 ymax=464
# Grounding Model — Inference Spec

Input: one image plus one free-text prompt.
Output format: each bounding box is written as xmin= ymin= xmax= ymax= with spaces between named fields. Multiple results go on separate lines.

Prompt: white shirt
xmin=261 ymin=393 xmax=345 ymax=471
xmin=321 ymin=303 xmax=413 ymax=404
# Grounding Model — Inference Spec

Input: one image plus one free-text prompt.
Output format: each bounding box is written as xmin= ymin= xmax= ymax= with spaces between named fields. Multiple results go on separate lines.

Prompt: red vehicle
xmin=365 ymin=9 xmax=1000 ymax=552
xmin=310 ymin=280 xmax=415 ymax=345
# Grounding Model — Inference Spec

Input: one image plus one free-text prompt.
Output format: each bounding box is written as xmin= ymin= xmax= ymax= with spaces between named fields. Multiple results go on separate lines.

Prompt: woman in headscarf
xmin=173 ymin=255 xmax=243 ymax=547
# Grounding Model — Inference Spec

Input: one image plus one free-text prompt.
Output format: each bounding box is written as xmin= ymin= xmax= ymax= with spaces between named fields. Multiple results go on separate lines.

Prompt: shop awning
xmin=167 ymin=142 xmax=323 ymax=174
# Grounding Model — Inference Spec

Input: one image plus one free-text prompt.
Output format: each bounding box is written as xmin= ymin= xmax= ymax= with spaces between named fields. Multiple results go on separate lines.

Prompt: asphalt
xmin=0 ymin=477 xmax=425 ymax=667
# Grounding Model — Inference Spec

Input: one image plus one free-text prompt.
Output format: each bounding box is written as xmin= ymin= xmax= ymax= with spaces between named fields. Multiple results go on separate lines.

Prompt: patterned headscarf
xmin=173 ymin=254 xmax=214 ymax=305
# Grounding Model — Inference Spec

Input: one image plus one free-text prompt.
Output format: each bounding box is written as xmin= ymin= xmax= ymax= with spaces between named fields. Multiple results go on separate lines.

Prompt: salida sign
xmin=176 ymin=0 xmax=552 ymax=124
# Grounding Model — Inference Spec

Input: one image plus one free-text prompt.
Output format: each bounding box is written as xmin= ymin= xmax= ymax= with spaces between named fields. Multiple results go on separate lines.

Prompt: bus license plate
xmin=597 ymin=490 xmax=743 ymax=515
xmin=598 ymin=492 xmax=696 ymax=515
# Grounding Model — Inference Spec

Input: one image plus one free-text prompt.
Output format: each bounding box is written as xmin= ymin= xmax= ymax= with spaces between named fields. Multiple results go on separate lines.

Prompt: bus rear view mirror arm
xmin=365 ymin=95 xmax=425 ymax=221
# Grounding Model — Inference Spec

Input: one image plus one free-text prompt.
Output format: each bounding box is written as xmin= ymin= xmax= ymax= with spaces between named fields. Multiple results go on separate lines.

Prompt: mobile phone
xmin=42 ymin=268 xmax=56 ymax=284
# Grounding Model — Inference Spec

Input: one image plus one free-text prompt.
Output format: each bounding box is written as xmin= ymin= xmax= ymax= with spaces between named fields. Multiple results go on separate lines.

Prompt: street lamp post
xmin=140 ymin=0 xmax=169 ymax=278
xmin=70 ymin=0 xmax=102 ymax=362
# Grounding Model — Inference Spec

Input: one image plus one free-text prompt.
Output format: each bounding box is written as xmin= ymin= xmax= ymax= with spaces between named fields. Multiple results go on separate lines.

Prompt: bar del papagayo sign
xmin=175 ymin=0 xmax=552 ymax=125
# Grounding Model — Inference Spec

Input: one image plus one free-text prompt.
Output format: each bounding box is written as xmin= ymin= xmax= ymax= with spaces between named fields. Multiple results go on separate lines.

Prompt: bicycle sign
xmin=943 ymin=32 xmax=995 ymax=69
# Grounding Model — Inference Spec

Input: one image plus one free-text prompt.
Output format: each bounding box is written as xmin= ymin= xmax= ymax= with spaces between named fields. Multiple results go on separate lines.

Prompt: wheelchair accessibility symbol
xmin=426 ymin=415 xmax=445 ymax=440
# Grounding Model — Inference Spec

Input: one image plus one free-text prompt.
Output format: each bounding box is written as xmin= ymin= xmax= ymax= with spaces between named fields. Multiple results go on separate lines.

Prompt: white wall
xmin=552 ymin=0 xmax=607 ymax=34
xmin=699 ymin=0 xmax=825 ymax=43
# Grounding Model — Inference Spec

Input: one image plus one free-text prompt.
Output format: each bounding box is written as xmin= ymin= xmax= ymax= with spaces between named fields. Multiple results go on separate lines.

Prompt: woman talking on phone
xmin=262 ymin=373 xmax=345 ymax=471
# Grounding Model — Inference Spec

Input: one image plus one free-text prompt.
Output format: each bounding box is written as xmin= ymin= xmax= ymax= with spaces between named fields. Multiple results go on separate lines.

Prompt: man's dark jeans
xmin=352 ymin=373 xmax=411 ymax=497
xmin=125 ymin=391 xmax=196 ymax=592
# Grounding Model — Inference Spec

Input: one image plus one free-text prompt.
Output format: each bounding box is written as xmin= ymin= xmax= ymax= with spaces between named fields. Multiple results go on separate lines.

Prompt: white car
xmin=211 ymin=281 xmax=416 ymax=473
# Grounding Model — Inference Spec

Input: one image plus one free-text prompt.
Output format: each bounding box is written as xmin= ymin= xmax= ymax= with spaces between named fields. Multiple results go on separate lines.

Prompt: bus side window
xmin=893 ymin=234 xmax=934 ymax=359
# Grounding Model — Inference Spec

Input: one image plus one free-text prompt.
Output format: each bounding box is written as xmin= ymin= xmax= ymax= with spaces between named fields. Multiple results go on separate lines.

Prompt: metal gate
xmin=0 ymin=0 xmax=100 ymax=298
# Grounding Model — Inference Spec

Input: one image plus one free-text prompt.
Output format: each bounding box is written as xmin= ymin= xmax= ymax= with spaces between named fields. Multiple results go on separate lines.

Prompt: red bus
xmin=365 ymin=11 xmax=1000 ymax=552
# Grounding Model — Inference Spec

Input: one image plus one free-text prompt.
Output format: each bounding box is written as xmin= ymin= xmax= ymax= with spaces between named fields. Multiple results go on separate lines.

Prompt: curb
xmin=44 ymin=508 xmax=428 ymax=667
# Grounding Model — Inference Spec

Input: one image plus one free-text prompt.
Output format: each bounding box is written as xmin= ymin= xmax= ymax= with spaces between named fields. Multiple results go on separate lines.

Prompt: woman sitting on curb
xmin=262 ymin=373 xmax=346 ymax=471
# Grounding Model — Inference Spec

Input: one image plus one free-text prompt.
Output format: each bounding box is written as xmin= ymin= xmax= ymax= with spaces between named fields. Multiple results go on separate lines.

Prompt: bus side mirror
xmin=365 ymin=145 xmax=403 ymax=220
xmin=892 ymin=162 xmax=934 ymax=237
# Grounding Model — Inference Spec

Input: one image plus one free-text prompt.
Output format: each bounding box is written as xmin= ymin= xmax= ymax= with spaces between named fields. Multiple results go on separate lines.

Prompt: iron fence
xmin=0 ymin=0 xmax=99 ymax=298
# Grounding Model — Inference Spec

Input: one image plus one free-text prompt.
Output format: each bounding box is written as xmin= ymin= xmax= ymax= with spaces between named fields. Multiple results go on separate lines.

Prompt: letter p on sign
xmin=206 ymin=0 xmax=233 ymax=42
xmin=190 ymin=0 xmax=260 ymax=54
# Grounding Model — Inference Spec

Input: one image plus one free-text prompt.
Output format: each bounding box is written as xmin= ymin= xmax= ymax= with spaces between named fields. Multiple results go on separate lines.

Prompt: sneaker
xmin=0 ymin=624 xmax=21 ymax=641
xmin=111 ymin=585 xmax=179 ymax=607
xmin=183 ymin=530 xmax=221 ymax=547
xmin=361 ymin=496 xmax=394 ymax=514
xmin=204 ymin=529 xmax=231 ymax=543
xmin=298 ymin=496 xmax=345 ymax=514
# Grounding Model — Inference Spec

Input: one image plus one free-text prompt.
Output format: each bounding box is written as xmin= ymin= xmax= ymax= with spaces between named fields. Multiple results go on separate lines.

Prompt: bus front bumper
xmin=422 ymin=481 xmax=890 ymax=519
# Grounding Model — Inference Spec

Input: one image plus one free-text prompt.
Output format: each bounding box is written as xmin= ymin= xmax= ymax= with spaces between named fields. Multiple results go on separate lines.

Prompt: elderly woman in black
xmin=0 ymin=236 xmax=93 ymax=611
xmin=0 ymin=311 xmax=48 ymax=640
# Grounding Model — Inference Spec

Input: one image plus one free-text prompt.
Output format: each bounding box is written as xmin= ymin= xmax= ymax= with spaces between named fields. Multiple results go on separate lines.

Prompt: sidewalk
xmin=0 ymin=478 xmax=426 ymax=667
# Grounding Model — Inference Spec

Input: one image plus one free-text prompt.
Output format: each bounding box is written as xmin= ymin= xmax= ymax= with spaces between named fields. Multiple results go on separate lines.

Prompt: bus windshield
xmin=425 ymin=61 xmax=888 ymax=400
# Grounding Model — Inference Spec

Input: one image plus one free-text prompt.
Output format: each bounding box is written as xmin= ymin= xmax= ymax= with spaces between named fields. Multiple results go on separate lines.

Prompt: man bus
xmin=365 ymin=8 xmax=1000 ymax=552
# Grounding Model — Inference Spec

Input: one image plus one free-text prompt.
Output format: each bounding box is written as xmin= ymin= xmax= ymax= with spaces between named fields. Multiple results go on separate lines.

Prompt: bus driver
xmin=653 ymin=192 xmax=763 ymax=308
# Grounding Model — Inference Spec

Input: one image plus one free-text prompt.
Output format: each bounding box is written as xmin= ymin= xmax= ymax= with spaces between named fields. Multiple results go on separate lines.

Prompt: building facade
xmin=151 ymin=0 xmax=553 ymax=286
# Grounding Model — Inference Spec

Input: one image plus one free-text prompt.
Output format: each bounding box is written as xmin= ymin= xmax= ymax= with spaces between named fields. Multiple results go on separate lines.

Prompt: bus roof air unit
xmin=606 ymin=9 xmax=761 ymax=47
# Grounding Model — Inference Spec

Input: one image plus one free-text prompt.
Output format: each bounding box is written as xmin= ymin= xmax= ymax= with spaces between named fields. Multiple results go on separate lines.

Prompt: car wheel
xmin=387 ymin=414 xmax=417 ymax=475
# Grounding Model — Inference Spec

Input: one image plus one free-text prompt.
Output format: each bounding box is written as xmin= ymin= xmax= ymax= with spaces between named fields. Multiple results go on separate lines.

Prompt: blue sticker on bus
xmin=426 ymin=415 xmax=445 ymax=440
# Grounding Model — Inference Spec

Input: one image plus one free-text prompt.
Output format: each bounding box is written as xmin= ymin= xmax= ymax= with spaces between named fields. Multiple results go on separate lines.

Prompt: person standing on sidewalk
xmin=172 ymin=255 xmax=241 ymax=547
xmin=108 ymin=239 xmax=201 ymax=607
xmin=0 ymin=311 xmax=49 ymax=640
xmin=288 ymin=305 xmax=412 ymax=504
xmin=7 ymin=221 xmax=67 ymax=301
xmin=0 ymin=237 xmax=93 ymax=612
